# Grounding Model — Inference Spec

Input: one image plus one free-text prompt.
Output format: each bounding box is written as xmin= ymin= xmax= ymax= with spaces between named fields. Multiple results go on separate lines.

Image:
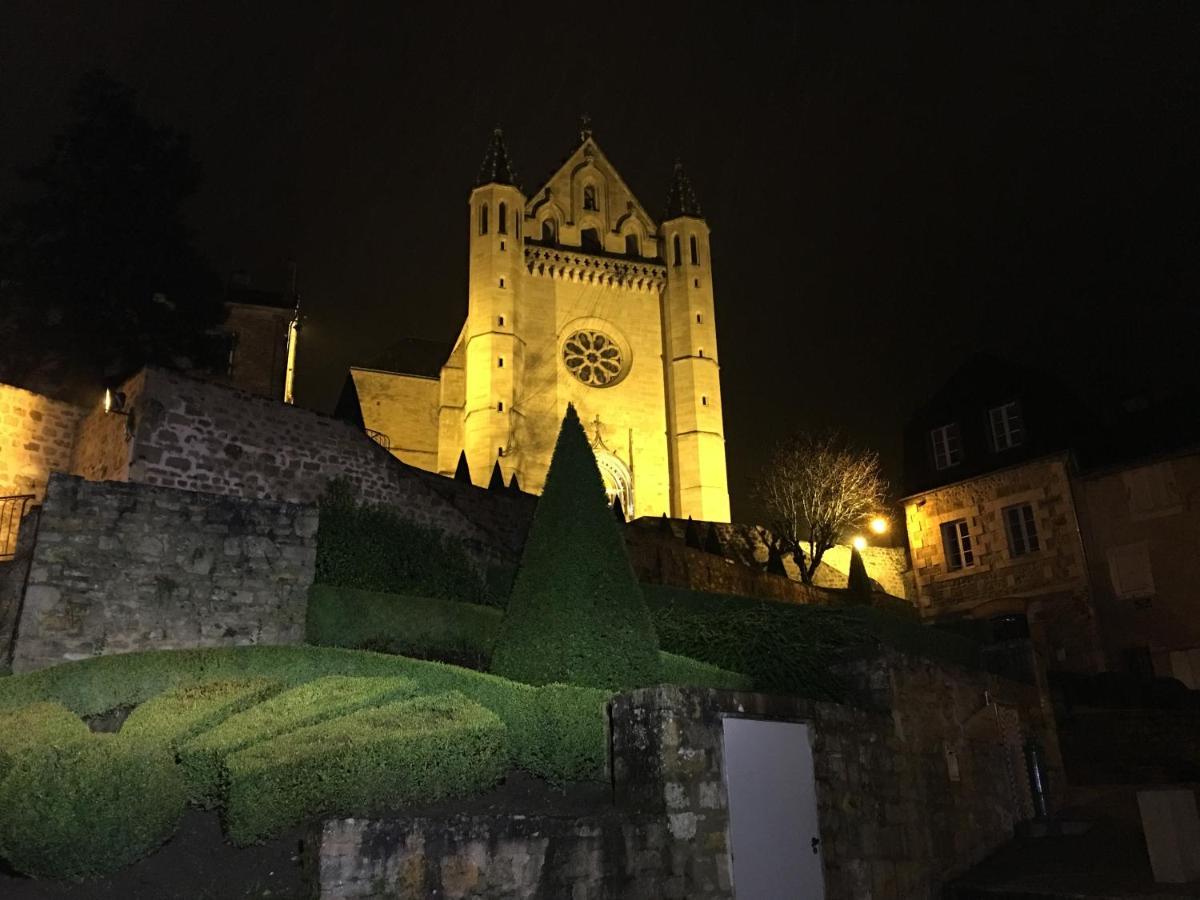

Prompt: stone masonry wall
xmin=0 ymin=383 xmax=86 ymax=500
xmin=11 ymin=473 xmax=318 ymax=673
xmin=316 ymin=651 xmax=1060 ymax=900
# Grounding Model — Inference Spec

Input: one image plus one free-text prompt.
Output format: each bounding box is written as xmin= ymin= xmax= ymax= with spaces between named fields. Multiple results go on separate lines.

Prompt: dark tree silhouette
xmin=0 ymin=71 xmax=222 ymax=398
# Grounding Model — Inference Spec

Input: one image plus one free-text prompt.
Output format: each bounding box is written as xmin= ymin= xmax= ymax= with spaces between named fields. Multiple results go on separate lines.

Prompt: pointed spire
xmin=454 ymin=450 xmax=472 ymax=484
xmin=477 ymin=126 xmax=519 ymax=188
xmin=488 ymin=460 xmax=506 ymax=491
xmin=508 ymin=471 xmax=522 ymax=492
xmin=664 ymin=160 xmax=702 ymax=219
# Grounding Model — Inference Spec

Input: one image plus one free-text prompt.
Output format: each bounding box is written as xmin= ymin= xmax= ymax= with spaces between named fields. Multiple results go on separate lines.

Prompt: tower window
xmin=498 ymin=357 xmax=504 ymax=368
xmin=500 ymin=240 xmax=505 ymax=251
xmin=480 ymin=203 xmax=489 ymax=235
xmin=583 ymin=184 xmax=597 ymax=211
xmin=497 ymin=401 xmax=504 ymax=412
xmin=702 ymin=395 xmax=708 ymax=406
xmin=698 ymin=348 xmax=704 ymax=358
xmin=499 ymin=277 xmax=505 ymax=288
xmin=498 ymin=315 xmax=505 ymax=326
xmin=694 ymin=278 xmax=699 ymax=288
xmin=580 ymin=228 xmax=601 ymax=252
xmin=673 ymin=235 xmax=681 ymax=266
xmin=690 ymin=235 xmax=699 ymax=265
xmin=498 ymin=447 xmax=504 ymax=457
xmin=696 ymin=313 xmax=702 ymax=324
xmin=542 ymin=219 xmax=557 ymax=242
xmin=498 ymin=202 xmax=507 ymax=234
xmin=625 ymin=233 xmax=640 ymax=256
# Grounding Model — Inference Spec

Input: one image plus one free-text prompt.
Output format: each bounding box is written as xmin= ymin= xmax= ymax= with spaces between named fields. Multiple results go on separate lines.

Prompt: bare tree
xmin=756 ymin=433 xmax=888 ymax=584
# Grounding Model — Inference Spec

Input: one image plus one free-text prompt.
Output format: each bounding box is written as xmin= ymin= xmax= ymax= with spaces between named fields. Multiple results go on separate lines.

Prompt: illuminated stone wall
xmin=350 ymin=368 xmax=439 ymax=470
xmin=0 ymin=382 xmax=86 ymax=501
xmin=902 ymin=454 xmax=1103 ymax=672
xmin=11 ymin=473 xmax=317 ymax=673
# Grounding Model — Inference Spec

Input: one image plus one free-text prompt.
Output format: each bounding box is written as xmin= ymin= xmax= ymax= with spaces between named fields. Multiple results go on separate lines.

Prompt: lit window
xmin=1003 ymin=503 xmax=1040 ymax=556
xmin=931 ymin=424 xmax=962 ymax=470
xmin=990 ymin=402 xmax=1024 ymax=451
xmin=1107 ymin=542 xmax=1155 ymax=599
xmin=940 ymin=519 xmax=974 ymax=570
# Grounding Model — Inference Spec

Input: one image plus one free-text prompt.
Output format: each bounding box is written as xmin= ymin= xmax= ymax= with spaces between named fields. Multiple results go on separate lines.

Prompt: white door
xmin=722 ymin=717 xmax=825 ymax=900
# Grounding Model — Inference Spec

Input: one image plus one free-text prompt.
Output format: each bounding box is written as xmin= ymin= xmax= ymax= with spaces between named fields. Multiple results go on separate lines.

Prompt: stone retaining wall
xmin=11 ymin=474 xmax=318 ymax=672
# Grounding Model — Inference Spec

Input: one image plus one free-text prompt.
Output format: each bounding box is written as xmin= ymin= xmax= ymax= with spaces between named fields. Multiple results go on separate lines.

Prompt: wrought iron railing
xmin=365 ymin=428 xmax=391 ymax=451
xmin=0 ymin=494 xmax=34 ymax=561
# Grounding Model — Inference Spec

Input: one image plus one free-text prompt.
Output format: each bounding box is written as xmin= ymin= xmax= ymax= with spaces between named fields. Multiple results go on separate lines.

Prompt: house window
xmin=1003 ymin=503 xmax=1040 ymax=556
xmin=690 ymin=235 xmax=699 ymax=265
xmin=931 ymin=423 xmax=963 ymax=470
xmin=989 ymin=402 xmax=1024 ymax=450
xmin=583 ymin=184 xmax=598 ymax=211
xmin=1107 ymin=542 xmax=1155 ymax=599
xmin=479 ymin=203 xmax=489 ymax=235
xmin=940 ymin=519 xmax=974 ymax=570
xmin=498 ymin=202 xmax=507 ymax=234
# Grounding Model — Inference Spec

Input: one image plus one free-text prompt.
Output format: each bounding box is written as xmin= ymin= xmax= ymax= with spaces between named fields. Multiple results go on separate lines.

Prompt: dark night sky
xmin=3 ymin=2 xmax=1199 ymax=520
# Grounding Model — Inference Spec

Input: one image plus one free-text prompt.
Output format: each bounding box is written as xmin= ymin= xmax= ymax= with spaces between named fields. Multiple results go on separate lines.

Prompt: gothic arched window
xmin=583 ymin=184 xmax=598 ymax=211
xmin=480 ymin=203 xmax=489 ymax=235
xmin=498 ymin=202 xmax=507 ymax=234
xmin=672 ymin=235 xmax=681 ymax=266
xmin=625 ymin=233 xmax=640 ymax=256
xmin=690 ymin=235 xmax=699 ymax=265
xmin=542 ymin=219 xmax=557 ymax=242
xmin=580 ymin=228 xmax=601 ymax=252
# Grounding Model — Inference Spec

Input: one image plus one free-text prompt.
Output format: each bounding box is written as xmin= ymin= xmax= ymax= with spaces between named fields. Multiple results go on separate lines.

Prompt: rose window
xmin=562 ymin=330 xmax=624 ymax=387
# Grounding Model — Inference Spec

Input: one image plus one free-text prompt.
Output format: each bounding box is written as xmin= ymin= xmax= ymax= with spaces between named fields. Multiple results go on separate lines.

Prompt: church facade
xmin=350 ymin=127 xmax=730 ymax=522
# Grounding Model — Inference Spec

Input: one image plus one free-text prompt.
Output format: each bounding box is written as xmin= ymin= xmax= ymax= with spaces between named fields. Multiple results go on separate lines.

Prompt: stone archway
xmin=594 ymin=449 xmax=633 ymax=520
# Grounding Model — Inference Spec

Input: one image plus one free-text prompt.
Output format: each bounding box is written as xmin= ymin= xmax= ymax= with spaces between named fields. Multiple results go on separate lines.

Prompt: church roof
xmin=664 ymin=161 xmax=702 ymax=219
xmin=359 ymin=336 xmax=454 ymax=378
xmin=476 ymin=127 xmax=519 ymax=188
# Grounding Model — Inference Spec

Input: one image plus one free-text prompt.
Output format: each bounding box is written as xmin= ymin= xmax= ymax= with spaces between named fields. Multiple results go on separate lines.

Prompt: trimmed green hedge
xmin=316 ymin=479 xmax=500 ymax=605
xmin=0 ymin=701 xmax=90 ymax=781
xmin=223 ymin=691 xmax=506 ymax=845
xmin=660 ymin=651 xmax=754 ymax=691
xmin=491 ymin=405 xmax=661 ymax=690
xmin=307 ymin=584 xmax=501 ymax=666
xmin=0 ymin=645 xmax=610 ymax=783
xmin=0 ymin=734 xmax=185 ymax=879
xmin=645 ymin=584 xmax=983 ymax=701
xmin=121 ymin=678 xmax=282 ymax=751
xmin=181 ymin=675 xmax=418 ymax=805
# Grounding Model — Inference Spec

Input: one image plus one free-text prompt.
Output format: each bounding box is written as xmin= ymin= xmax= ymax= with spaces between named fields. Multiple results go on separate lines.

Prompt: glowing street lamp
xmin=851 ymin=535 xmax=867 ymax=551
xmin=869 ymin=516 xmax=889 ymax=535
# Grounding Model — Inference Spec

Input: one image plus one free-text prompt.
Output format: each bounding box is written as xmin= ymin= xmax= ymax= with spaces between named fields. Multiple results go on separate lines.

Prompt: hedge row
xmin=316 ymin=479 xmax=503 ymax=606
xmin=0 ymin=701 xmax=90 ymax=781
xmin=0 ymin=734 xmax=185 ymax=880
xmin=644 ymin=584 xmax=983 ymax=701
xmin=306 ymin=584 xmax=502 ymax=666
xmin=181 ymin=675 xmax=418 ymax=805
xmin=121 ymin=678 xmax=282 ymax=752
xmin=224 ymin=691 xmax=507 ymax=845
xmin=0 ymin=645 xmax=611 ymax=783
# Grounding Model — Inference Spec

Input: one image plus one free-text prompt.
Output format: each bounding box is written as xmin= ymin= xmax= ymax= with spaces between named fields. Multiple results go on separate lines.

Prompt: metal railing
xmin=365 ymin=428 xmax=392 ymax=451
xmin=0 ymin=495 xmax=34 ymax=561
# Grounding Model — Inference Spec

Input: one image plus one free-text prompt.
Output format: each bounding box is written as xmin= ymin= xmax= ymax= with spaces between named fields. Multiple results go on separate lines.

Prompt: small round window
xmin=562 ymin=330 xmax=624 ymax=387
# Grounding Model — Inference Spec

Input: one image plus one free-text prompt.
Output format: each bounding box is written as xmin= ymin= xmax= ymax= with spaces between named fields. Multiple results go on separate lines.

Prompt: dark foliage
xmin=454 ymin=450 xmax=472 ymax=483
xmin=0 ymin=71 xmax=222 ymax=398
xmin=846 ymin=546 xmax=872 ymax=602
xmin=490 ymin=405 xmax=661 ymax=690
xmin=488 ymin=461 xmax=505 ymax=490
xmin=703 ymin=523 xmax=724 ymax=556
xmin=684 ymin=517 xmax=703 ymax=549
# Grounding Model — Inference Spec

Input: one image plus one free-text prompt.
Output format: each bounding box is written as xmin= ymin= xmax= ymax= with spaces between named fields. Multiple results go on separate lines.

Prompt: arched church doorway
xmin=594 ymin=450 xmax=633 ymax=520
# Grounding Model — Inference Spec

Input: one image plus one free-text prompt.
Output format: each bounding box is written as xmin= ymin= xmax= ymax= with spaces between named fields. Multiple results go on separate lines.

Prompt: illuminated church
xmin=349 ymin=125 xmax=730 ymax=522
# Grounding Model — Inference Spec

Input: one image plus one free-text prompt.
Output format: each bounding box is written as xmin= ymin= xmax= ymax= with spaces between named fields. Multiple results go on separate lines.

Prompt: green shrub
xmin=0 ymin=702 xmax=90 ymax=781
xmin=306 ymin=584 xmax=501 ymax=666
xmin=223 ymin=691 xmax=506 ymax=845
xmin=644 ymin=584 xmax=983 ymax=701
xmin=523 ymin=683 xmax=611 ymax=783
xmin=0 ymin=645 xmax=609 ymax=784
xmin=180 ymin=675 xmax=418 ymax=805
xmin=659 ymin=652 xmax=752 ymax=691
xmin=0 ymin=734 xmax=185 ymax=879
xmin=316 ymin=478 xmax=496 ymax=604
xmin=491 ymin=405 xmax=661 ymax=690
xmin=120 ymin=678 xmax=282 ymax=751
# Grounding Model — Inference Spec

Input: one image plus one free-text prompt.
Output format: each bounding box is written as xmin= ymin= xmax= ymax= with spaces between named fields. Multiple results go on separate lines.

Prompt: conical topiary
xmin=847 ymin=545 xmax=872 ymax=604
xmin=704 ymin=523 xmax=724 ymax=556
xmin=508 ymin=472 xmax=522 ymax=492
xmin=684 ymin=517 xmax=703 ymax=550
xmin=490 ymin=404 xmax=661 ymax=690
xmin=454 ymin=451 xmax=472 ymax=484
xmin=612 ymin=495 xmax=626 ymax=523
xmin=488 ymin=460 xmax=505 ymax=490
